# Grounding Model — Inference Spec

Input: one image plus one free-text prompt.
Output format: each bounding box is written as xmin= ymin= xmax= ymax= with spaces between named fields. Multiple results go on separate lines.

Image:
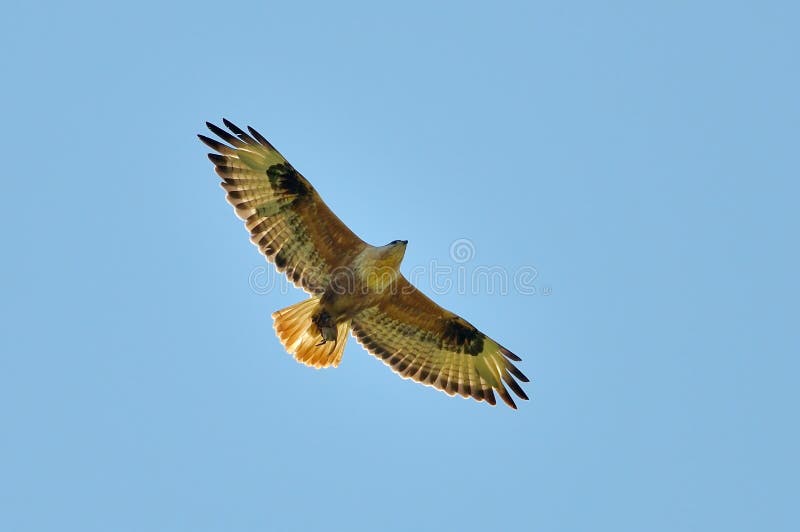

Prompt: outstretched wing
xmin=351 ymin=276 xmax=529 ymax=408
xmin=199 ymin=119 xmax=367 ymax=293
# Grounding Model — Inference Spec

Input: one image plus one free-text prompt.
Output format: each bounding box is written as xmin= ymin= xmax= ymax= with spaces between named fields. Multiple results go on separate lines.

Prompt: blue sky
xmin=2 ymin=1 xmax=798 ymax=530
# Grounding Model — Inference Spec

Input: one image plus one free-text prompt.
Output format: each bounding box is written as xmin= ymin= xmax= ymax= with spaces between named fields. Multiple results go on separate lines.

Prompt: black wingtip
xmin=507 ymin=363 xmax=529 ymax=383
xmin=247 ymin=125 xmax=276 ymax=150
xmin=198 ymin=133 xmax=231 ymax=153
xmin=501 ymin=347 xmax=522 ymax=362
xmin=222 ymin=118 xmax=257 ymax=144
xmin=206 ymin=121 xmax=246 ymax=147
xmin=504 ymin=375 xmax=529 ymax=401
xmin=484 ymin=389 xmax=497 ymax=406
xmin=207 ymin=121 xmax=225 ymax=135
xmin=207 ymin=153 xmax=226 ymax=165
xmin=496 ymin=386 xmax=518 ymax=409
xmin=222 ymin=117 xmax=245 ymax=136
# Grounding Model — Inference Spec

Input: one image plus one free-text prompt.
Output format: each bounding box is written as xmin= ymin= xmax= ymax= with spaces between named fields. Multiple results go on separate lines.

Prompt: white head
xmin=379 ymin=239 xmax=408 ymax=269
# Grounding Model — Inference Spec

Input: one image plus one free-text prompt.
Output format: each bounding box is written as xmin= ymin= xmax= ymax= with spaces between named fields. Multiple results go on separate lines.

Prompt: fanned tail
xmin=271 ymin=297 xmax=350 ymax=368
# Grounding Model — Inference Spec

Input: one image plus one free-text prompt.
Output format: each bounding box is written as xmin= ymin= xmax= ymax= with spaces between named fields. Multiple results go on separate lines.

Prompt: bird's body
xmin=317 ymin=242 xmax=407 ymax=322
xmin=199 ymin=120 xmax=529 ymax=408
xmin=275 ymin=242 xmax=408 ymax=359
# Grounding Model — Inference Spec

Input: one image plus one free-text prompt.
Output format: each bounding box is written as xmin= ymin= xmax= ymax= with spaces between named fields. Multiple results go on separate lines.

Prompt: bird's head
xmin=388 ymin=238 xmax=408 ymax=257
xmin=356 ymin=240 xmax=408 ymax=291
xmin=375 ymin=239 xmax=408 ymax=269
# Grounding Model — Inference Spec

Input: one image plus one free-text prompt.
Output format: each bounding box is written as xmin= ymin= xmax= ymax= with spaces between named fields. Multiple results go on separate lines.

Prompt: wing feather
xmin=352 ymin=276 xmax=529 ymax=409
xmin=200 ymin=120 xmax=367 ymax=293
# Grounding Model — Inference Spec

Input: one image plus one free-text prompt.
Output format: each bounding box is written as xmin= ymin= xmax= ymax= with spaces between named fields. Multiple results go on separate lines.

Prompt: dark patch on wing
xmin=266 ymin=163 xmax=309 ymax=197
xmin=441 ymin=318 xmax=484 ymax=355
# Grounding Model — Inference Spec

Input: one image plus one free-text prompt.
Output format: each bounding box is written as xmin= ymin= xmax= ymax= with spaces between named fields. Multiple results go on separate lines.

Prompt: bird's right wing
xmin=199 ymin=119 xmax=368 ymax=294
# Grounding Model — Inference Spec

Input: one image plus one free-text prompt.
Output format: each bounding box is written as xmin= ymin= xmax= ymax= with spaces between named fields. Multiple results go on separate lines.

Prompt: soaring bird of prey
xmin=199 ymin=120 xmax=529 ymax=408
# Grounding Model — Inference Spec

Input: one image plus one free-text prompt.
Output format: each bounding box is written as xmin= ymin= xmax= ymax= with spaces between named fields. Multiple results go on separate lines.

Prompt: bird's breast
xmin=321 ymin=256 xmax=401 ymax=319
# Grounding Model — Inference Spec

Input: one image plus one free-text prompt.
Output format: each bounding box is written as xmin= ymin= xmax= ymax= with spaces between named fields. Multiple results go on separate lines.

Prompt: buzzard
xmin=199 ymin=120 xmax=529 ymax=408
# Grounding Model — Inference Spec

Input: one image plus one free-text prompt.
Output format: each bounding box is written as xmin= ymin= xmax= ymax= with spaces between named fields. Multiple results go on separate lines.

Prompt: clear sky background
xmin=2 ymin=1 xmax=798 ymax=531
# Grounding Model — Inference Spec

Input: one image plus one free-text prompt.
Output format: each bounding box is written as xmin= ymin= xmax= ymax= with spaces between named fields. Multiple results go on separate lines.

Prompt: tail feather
xmin=272 ymin=297 xmax=350 ymax=368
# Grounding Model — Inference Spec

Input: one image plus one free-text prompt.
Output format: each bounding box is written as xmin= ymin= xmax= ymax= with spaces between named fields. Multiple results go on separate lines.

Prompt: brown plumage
xmin=199 ymin=119 xmax=529 ymax=408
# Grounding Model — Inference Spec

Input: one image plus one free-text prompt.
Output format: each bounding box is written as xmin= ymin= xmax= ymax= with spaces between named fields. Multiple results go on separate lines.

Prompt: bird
xmin=198 ymin=119 xmax=529 ymax=408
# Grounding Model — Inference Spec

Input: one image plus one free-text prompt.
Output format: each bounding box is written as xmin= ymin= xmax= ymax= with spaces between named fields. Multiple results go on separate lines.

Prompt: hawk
xmin=199 ymin=120 xmax=529 ymax=408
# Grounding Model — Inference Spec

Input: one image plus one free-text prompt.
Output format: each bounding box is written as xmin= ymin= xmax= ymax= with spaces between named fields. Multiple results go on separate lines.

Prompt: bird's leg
xmin=316 ymin=335 xmax=338 ymax=348
xmin=312 ymin=310 xmax=338 ymax=346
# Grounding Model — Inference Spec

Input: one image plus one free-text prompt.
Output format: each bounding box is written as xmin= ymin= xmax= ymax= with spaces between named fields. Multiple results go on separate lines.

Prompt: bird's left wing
xmin=351 ymin=276 xmax=529 ymax=408
xmin=199 ymin=120 xmax=368 ymax=293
